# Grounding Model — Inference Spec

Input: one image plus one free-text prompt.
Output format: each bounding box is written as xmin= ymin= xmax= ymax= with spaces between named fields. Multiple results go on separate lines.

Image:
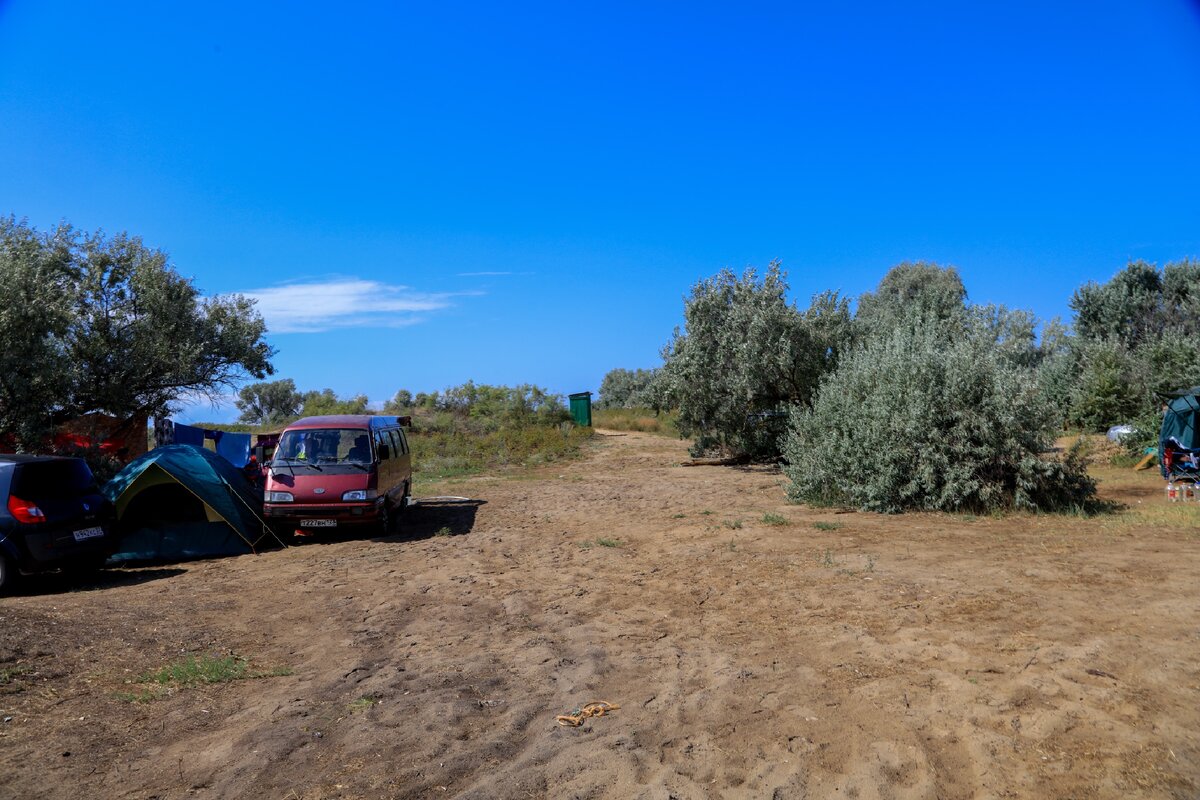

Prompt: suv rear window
xmin=12 ymin=460 xmax=97 ymax=500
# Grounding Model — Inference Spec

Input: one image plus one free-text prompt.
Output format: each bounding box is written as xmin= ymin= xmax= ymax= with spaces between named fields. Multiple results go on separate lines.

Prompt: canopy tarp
xmin=102 ymin=444 xmax=281 ymax=562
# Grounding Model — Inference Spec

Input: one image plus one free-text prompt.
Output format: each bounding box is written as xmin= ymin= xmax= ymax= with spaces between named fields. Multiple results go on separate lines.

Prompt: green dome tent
xmin=103 ymin=445 xmax=284 ymax=562
xmin=1160 ymin=387 xmax=1200 ymax=478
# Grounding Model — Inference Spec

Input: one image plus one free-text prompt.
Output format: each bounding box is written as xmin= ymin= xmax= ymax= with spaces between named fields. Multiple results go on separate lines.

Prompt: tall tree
xmin=236 ymin=379 xmax=302 ymax=425
xmin=855 ymin=262 xmax=968 ymax=335
xmin=658 ymin=261 xmax=851 ymax=459
xmin=596 ymin=368 xmax=658 ymax=409
xmin=1070 ymin=261 xmax=1165 ymax=347
xmin=0 ymin=218 xmax=75 ymax=445
xmin=0 ymin=217 xmax=274 ymax=450
xmin=1067 ymin=260 xmax=1200 ymax=429
xmin=383 ymin=389 xmax=414 ymax=414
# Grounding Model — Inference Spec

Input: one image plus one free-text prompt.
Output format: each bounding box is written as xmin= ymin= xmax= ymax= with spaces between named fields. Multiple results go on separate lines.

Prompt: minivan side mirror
xmin=377 ymin=444 xmax=390 ymax=460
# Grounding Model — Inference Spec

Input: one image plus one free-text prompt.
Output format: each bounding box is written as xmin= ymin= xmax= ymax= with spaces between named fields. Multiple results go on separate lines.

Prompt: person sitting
xmin=346 ymin=434 xmax=371 ymax=463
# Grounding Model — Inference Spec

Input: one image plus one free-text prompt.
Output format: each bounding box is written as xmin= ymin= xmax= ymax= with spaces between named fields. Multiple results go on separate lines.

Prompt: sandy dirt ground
xmin=1 ymin=431 xmax=1199 ymax=799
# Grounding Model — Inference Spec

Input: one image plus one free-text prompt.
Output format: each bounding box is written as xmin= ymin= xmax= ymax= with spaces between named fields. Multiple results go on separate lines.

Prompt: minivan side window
xmin=374 ymin=431 xmax=390 ymax=460
xmin=388 ymin=428 xmax=407 ymax=456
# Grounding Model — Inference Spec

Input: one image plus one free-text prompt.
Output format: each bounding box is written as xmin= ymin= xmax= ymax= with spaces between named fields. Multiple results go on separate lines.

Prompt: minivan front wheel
xmin=377 ymin=502 xmax=391 ymax=536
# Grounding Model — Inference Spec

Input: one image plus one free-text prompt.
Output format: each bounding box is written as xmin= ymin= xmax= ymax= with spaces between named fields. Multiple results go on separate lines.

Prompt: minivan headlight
xmin=342 ymin=489 xmax=377 ymax=501
xmin=266 ymin=491 xmax=294 ymax=502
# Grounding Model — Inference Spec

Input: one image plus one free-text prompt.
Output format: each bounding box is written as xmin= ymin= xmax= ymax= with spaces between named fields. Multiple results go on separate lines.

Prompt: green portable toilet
xmin=569 ymin=392 xmax=593 ymax=427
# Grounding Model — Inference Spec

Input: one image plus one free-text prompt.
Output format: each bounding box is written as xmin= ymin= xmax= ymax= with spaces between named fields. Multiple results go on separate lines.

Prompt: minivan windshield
xmin=273 ymin=429 xmax=373 ymax=465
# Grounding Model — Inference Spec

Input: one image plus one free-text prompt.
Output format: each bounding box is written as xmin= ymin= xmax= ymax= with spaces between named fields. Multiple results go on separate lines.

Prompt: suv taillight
xmin=7 ymin=495 xmax=46 ymax=524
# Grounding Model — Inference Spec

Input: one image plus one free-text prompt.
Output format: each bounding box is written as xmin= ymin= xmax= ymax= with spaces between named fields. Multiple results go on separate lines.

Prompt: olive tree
xmin=1066 ymin=260 xmax=1200 ymax=430
xmin=596 ymin=368 xmax=659 ymax=409
xmin=0 ymin=218 xmax=75 ymax=445
xmin=783 ymin=316 xmax=1095 ymax=513
xmin=855 ymin=261 xmax=968 ymax=336
xmin=658 ymin=261 xmax=851 ymax=459
xmin=1070 ymin=260 xmax=1200 ymax=347
xmin=0 ymin=217 xmax=274 ymax=451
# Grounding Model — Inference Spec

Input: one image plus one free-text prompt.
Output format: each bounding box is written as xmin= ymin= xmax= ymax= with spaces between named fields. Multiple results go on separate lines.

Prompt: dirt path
xmin=1 ymin=431 xmax=1198 ymax=799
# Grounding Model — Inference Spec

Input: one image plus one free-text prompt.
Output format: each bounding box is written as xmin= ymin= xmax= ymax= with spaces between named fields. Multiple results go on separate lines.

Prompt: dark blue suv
xmin=0 ymin=455 xmax=115 ymax=592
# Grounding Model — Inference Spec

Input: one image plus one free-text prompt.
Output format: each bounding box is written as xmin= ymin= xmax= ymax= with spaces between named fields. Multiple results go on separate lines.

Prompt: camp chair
xmin=1163 ymin=437 xmax=1200 ymax=480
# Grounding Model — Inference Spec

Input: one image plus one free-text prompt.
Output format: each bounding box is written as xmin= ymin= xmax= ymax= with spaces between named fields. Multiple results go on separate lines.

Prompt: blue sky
xmin=2 ymin=2 xmax=1199 ymax=421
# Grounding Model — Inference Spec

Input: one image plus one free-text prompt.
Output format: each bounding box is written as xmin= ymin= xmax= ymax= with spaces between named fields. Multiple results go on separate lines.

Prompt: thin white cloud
xmin=238 ymin=279 xmax=454 ymax=334
xmin=455 ymin=271 xmax=533 ymax=277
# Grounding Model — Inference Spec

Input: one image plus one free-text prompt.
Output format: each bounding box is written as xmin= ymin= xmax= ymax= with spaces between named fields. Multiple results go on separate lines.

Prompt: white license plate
xmin=299 ymin=519 xmax=337 ymax=528
xmin=72 ymin=526 xmax=104 ymax=541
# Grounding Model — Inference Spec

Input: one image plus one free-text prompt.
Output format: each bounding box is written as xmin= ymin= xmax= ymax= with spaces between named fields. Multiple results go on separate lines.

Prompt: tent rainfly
xmin=1160 ymin=387 xmax=1200 ymax=478
xmin=103 ymin=445 xmax=284 ymax=562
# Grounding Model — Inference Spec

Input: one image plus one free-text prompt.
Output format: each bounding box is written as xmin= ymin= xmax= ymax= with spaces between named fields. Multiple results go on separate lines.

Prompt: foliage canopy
xmin=657 ymin=261 xmax=851 ymax=458
xmin=0 ymin=217 xmax=273 ymax=450
xmin=783 ymin=318 xmax=1096 ymax=513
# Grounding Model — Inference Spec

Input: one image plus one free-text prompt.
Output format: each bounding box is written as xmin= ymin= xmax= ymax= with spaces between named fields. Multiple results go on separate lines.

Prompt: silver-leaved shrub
xmin=782 ymin=317 xmax=1095 ymax=513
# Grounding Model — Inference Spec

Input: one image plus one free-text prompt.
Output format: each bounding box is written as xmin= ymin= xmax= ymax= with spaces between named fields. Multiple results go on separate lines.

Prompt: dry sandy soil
xmin=1 ymin=431 xmax=1199 ymax=799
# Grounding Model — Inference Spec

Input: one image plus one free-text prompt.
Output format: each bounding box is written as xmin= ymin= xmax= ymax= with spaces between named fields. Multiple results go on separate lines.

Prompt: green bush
xmin=783 ymin=319 xmax=1096 ymax=513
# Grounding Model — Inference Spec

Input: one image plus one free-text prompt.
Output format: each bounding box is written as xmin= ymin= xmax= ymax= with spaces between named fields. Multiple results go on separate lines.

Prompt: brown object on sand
xmin=556 ymin=700 xmax=621 ymax=727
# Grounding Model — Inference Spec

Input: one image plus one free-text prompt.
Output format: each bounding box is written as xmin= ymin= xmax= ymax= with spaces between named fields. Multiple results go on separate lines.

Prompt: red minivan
xmin=262 ymin=415 xmax=413 ymax=538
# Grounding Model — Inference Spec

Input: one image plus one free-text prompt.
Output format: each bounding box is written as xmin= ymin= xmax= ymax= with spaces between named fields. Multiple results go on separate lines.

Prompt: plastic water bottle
xmin=1187 ymin=484 xmax=1197 ymax=503
xmin=1168 ymin=481 xmax=1178 ymax=501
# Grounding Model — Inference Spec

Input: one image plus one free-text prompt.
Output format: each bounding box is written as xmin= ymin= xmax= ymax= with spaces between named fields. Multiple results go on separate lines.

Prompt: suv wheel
xmin=0 ymin=551 xmax=18 ymax=595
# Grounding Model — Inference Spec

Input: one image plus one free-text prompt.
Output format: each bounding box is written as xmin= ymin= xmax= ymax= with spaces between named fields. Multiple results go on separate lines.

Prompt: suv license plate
xmin=300 ymin=519 xmax=337 ymax=528
xmin=73 ymin=526 xmax=104 ymax=541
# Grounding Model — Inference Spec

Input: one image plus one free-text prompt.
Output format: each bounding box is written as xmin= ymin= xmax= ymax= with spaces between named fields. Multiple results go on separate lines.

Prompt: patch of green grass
xmin=579 ymin=540 xmax=593 ymax=550
xmin=1109 ymin=453 xmax=1142 ymax=468
xmin=137 ymin=654 xmax=292 ymax=690
xmin=348 ymin=696 xmax=378 ymax=713
xmin=722 ymin=519 xmax=743 ymax=530
xmin=813 ymin=521 xmax=843 ymax=532
xmin=0 ymin=665 xmax=29 ymax=685
xmin=761 ymin=512 xmax=787 ymax=526
xmin=595 ymin=537 xmax=621 ymax=548
xmin=434 ymin=526 xmax=452 ymax=537
xmin=700 ymin=510 xmax=714 ymax=516
xmin=141 ymin=655 xmax=249 ymax=686
xmin=671 ymin=513 xmax=686 ymax=519
xmin=821 ymin=549 xmax=835 ymax=568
